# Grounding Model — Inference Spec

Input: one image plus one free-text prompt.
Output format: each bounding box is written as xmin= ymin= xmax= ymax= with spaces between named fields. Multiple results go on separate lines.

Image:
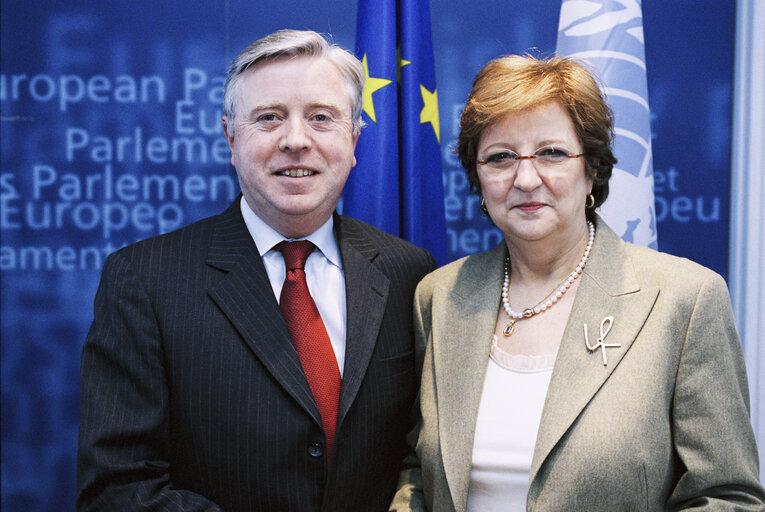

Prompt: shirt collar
xmin=239 ymin=196 xmax=343 ymax=269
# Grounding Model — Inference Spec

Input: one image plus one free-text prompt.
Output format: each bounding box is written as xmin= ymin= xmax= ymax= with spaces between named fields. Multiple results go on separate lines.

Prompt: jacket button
xmin=308 ymin=442 xmax=324 ymax=458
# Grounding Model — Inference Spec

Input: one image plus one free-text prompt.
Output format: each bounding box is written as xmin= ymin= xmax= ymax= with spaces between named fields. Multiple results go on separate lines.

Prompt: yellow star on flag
xmin=419 ymin=84 xmax=440 ymax=143
xmin=361 ymin=53 xmax=392 ymax=123
xmin=397 ymin=46 xmax=411 ymax=84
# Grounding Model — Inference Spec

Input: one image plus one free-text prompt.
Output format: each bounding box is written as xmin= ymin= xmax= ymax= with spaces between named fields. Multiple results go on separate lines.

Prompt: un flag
xmin=557 ymin=0 xmax=658 ymax=248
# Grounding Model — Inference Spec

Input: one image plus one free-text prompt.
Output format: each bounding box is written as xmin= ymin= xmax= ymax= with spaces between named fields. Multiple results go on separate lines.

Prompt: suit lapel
xmin=433 ymin=244 xmax=507 ymax=512
xmin=529 ymin=218 xmax=659 ymax=490
xmin=205 ymin=201 xmax=321 ymax=426
xmin=333 ymin=216 xmax=390 ymax=427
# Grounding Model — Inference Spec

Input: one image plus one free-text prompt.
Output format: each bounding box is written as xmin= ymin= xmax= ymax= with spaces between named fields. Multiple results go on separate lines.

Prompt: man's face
xmin=224 ymin=56 xmax=359 ymax=238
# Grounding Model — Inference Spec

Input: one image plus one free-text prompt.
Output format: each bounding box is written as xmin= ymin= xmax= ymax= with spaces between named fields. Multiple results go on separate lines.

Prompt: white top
xmin=240 ymin=197 xmax=347 ymax=376
xmin=466 ymin=336 xmax=554 ymax=511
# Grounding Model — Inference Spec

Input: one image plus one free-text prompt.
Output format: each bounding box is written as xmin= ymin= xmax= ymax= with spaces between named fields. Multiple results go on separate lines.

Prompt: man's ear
xmin=222 ymin=116 xmax=235 ymax=166
xmin=350 ymin=117 xmax=361 ymax=168
xmin=222 ymin=116 xmax=233 ymax=144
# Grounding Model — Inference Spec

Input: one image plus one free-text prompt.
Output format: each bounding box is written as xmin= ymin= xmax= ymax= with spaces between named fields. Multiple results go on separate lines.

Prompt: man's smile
xmin=275 ymin=168 xmax=318 ymax=177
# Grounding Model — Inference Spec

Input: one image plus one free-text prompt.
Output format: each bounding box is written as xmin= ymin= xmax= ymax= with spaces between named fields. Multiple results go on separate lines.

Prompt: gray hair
xmin=223 ymin=29 xmax=364 ymax=137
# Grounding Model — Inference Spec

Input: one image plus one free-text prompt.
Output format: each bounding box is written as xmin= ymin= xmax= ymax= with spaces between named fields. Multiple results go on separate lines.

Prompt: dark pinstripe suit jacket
xmin=77 ymin=199 xmax=437 ymax=511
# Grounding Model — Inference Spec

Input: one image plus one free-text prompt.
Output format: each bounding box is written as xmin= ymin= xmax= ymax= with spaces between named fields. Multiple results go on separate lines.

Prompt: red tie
xmin=277 ymin=241 xmax=341 ymax=466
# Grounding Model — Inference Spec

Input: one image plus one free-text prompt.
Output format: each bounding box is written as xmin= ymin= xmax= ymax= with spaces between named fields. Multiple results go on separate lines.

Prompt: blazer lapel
xmin=433 ymin=244 xmax=507 ymax=512
xmin=205 ymin=201 xmax=321 ymax=426
xmin=529 ymin=218 xmax=659 ymax=491
xmin=333 ymin=216 xmax=390 ymax=427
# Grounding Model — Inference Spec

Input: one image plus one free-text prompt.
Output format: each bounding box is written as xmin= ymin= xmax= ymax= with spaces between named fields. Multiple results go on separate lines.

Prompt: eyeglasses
xmin=476 ymin=147 xmax=584 ymax=173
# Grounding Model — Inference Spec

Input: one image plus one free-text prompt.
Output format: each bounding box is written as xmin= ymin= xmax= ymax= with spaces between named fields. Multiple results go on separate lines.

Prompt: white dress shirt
xmin=240 ymin=197 xmax=347 ymax=376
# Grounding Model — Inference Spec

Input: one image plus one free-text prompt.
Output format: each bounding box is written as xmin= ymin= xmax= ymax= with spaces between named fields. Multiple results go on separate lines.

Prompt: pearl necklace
xmin=502 ymin=221 xmax=595 ymax=336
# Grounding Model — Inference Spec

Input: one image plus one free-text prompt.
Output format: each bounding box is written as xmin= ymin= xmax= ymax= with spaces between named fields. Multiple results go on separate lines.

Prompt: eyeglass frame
xmin=476 ymin=147 xmax=585 ymax=173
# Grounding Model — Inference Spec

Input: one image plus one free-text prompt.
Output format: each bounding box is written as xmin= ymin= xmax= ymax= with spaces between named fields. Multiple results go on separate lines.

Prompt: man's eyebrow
xmin=243 ymin=102 xmax=346 ymax=117
xmin=246 ymin=103 xmax=286 ymax=115
xmin=305 ymin=101 xmax=344 ymax=113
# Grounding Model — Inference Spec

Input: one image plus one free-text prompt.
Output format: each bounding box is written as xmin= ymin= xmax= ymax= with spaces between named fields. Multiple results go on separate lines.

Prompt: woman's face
xmin=476 ymin=100 xmax=592 ymax=244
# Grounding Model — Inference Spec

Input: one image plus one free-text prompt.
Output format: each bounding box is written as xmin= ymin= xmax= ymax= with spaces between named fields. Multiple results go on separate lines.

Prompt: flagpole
xmin=730 ymin=0 xmax=765 ymax=481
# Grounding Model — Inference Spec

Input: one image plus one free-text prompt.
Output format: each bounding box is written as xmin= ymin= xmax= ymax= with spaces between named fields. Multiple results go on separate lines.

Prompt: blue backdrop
xmin=1 ymin=1 xmax=734 ymax=510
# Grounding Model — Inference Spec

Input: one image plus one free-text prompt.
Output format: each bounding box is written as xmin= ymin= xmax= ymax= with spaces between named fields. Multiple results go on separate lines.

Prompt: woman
xmin=390 ymin=55 xmax=763 ymax=511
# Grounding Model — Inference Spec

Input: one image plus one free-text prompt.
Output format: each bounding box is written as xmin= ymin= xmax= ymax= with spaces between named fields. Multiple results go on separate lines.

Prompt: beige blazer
xmin=391 ymin=217 xmax=763 ymax=511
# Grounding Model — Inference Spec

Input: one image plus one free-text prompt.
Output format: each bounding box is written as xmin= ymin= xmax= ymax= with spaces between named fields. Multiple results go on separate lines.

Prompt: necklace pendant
xmin=500 ymin=220 xmax=595 ymax=337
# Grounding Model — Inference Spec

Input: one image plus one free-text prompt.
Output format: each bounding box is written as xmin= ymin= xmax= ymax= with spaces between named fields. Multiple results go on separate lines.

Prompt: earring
xmin=481 ymin=198 xmax=489 ymax=215
xmin=585 ymin=194 xmax=595 ymax=209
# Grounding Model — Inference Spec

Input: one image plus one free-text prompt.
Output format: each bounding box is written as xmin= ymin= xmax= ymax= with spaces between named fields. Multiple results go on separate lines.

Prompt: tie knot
xmin=278 ymin=240 xmax=315 ymax=270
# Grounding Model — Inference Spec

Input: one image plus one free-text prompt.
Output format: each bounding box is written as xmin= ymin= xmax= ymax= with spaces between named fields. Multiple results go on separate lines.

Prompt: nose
xmin=279 ymin=118 xmax=311 ymax=152
xmin=513 ymin=158 xmax=542 ymax=191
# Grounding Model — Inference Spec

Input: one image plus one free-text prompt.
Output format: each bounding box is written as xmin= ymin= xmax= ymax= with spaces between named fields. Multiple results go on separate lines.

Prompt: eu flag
xmin=344 ymin=0 xmax=448 ymax=265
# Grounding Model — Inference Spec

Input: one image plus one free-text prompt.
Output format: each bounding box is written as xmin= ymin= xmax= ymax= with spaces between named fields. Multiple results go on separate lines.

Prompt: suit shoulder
xmin=625 ymin=243 xmax=728 ymax=292
xmin=416 ymin=249 xmax=496 ymax=295
xmin=106 ymin=212 xmax=220 ymax=268
xmin=336 ymin=215 xmax=435 ymax=264
xmin=417 ymin=255 xmax=468 ymax=290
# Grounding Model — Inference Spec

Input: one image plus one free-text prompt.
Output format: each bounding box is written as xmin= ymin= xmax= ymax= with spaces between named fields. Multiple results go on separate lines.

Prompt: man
xmin=77 ymin=29 xmax=436 ymax=511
